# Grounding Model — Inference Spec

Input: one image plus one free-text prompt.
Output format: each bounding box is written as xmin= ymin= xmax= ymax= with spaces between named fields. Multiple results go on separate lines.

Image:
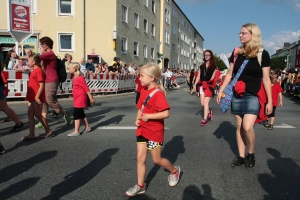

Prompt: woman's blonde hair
xmin=80 ymin=58 xmax=86 ymax=65
xmin=141 ymin=62 xmax=166 ymax=95
xmin=69 ymin=62 xmax=83 ymax=77
xmin=237 ymin=23 xmax=263 ymax=58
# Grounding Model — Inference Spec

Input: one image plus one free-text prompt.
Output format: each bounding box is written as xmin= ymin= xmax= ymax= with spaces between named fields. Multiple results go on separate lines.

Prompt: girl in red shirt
xmin=23 ymin=54 xmax=52 ymax=140
xmin=126 ymin=63 xmax=181 ymax=197
xmin=68 ymin=62 xmax=95 ymax=137
xmin=265 ymin=71 xmax=283 ymax=130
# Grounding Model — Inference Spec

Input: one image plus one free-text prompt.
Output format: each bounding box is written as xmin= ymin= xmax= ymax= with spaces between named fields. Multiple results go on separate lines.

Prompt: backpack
xmin=56 ymin=57 xmax=67 ymax=90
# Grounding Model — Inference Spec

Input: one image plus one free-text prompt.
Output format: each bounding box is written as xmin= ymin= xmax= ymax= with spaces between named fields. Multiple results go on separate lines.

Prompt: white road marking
xmin=98 ymin=126 xmax=169 ymax=130
xmin=273 ymin=123 xmax=296 ymax=128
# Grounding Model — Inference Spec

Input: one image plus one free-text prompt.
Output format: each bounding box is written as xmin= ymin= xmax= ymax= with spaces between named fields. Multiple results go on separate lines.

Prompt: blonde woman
xmin=79 ymin=58 xmax=87 ymax=77
xmin=217 ymin=23 xmax=273 ymax=169
xmin=67 ymin=62 xmax=95 ymax=137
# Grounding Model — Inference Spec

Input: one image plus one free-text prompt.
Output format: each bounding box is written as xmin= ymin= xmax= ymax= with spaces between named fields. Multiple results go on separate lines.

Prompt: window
xmin=134 ymin=42 xmax=139 ymax=56
xmin=31 ymin=0 xmax=37 ymax=14
xmin=58 ymin=0 xmax=73 ymax=15
xmin=165 ymin=30 xmax=169 ymax=44
xmin=165 ymin=9 xmax=170 ymax=24
xmin=172 ymin=25 xmax=177 ymax=35
xmin=151 ymin=48 xmax=155 ymax=59
xmin=144 ymin=19 xmax=148 ymax=33
xmin=121 ymin=5 xmax=128 ymax=23
xmin=143 ymin=45 xmax=147 ymax=58
xmin=173 ymin=9 xmax=177 ymax=18
xmin=58 ymin=33 xmax=74 ymax=51
xmin=144 ymin=0 xmax=148 ymax=7
xmin=152 ymin=0 xmax=155 ymax=13
xmin=172 ymin=43 xmax=176 ymax=52
xmin=151 ymin=24 xmax=155 ymax=36
xmin=121 ymin=37 xmax=128 ymax=54
xmin=134 ymin=13 xmax=139 ymax=28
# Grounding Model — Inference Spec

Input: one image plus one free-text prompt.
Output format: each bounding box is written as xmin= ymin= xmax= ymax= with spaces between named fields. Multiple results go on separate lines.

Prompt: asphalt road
xmin=0 ymin=85 xmax=300 ymax=200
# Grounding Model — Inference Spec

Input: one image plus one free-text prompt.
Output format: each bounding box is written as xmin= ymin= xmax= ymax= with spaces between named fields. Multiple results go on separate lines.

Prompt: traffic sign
xmin=7 ymin=0 xmax=33 ymax=43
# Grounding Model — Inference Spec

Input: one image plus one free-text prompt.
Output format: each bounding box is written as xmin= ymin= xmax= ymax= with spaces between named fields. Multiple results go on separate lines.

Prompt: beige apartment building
xmin=0 ymin=0 xmax=203 ymax=69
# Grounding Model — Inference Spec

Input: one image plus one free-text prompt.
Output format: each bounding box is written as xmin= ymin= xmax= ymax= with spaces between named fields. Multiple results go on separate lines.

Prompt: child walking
xmin=126 ymin=63 xmax=181 ymax=197
xmin=23 ymin=54 xmax=52 ymax=140
xmin=265 ymin=70 xmax=283 ymax=130
xmin=68 ymin=62 xmax=95 ymax=137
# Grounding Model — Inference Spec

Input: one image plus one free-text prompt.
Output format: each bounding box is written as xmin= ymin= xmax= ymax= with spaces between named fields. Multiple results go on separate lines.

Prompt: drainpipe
xmin=83 ymin=0 xmax=86 ymax=59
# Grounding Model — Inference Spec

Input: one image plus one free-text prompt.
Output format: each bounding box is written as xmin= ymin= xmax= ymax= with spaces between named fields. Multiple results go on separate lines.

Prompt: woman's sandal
xmin=268 ymin=124 xmax=273 ymax=130
xmin=22 ymin=136 xmax=36 ymax=141
xmin=265 ymin=120 xmax=269 ymax=127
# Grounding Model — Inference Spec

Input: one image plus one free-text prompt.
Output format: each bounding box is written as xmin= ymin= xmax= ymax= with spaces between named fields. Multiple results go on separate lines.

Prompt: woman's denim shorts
xmin=231 ymin=92 xmax=259 ymax=115
xmin=0 ymin=86 xmax=5 ymax=101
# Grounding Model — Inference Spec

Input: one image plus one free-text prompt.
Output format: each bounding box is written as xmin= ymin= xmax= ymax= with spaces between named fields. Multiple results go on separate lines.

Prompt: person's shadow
xmin=0 ymin=151 xmax=57 ymax=184
xmin=182 ymin=184 xmax=216 ymax=200
xmin=213 ymin=121 xmax=238 ymax=157
xmin=0 ymin=177 xmax=40 ymax=200
xmin=145 ymin=136 xmax=185 ymax=188
xmin=258 ymin=148 xmax=300 ymax=200
xmin=41 ymin=148 xmax=119 ymax=200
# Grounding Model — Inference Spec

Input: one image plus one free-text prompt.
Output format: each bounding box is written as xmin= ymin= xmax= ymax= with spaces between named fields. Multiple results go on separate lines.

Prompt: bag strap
xmin=233 ymin=47 xmax=239 ymax=64
xmin=140 ymin=88 xmax=160 ymax=113
xmin=231 ymin=59 xmax=249 ymax=86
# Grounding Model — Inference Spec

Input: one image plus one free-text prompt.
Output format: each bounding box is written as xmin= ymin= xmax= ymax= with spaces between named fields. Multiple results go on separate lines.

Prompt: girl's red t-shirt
xmin=271 ymin=82 xmax=283 ymax=107
xmin=136 ymin=87 xmax=170 ymax=143
xmin=26 ymin=67 xmax=46 ymax=103
xmin=72 ymin=76 xmax=90 ymax=108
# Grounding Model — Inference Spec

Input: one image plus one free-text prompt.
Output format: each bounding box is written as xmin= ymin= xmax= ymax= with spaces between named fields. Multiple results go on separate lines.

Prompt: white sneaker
xmin=67 ymin=132 xmax=80 ymax=137
xmin=126 ymin=184 xmax=146 ymax=197
xmin=168 ymin=166 xmax=181 ymax=186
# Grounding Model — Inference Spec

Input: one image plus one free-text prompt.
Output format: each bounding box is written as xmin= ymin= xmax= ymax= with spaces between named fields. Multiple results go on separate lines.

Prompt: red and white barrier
xmin=3 ymin=71 xmax=136 ymax=98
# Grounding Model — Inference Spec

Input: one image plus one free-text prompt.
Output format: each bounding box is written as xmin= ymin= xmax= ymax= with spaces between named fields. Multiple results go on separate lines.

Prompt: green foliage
xmin=215 ymin=54 xmax=228 ymax=71
xmin=271 ymin=56 xmax=285 ymax=70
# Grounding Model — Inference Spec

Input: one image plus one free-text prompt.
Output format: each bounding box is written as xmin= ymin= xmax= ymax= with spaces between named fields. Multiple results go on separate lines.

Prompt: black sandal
xmin=268 ymin=124 xmax=273 ymax=130
xmin=265 ymin=120 xmax=269 ymax=127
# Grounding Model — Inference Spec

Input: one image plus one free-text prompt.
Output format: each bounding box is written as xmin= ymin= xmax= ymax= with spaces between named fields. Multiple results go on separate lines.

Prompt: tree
xmin=270 ymin=56 xmax=285 ymax=70
xmin=214 ymin=54 xmax=228 ymax=71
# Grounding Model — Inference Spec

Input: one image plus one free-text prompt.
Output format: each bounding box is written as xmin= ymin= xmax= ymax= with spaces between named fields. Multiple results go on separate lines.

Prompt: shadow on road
xmin=258 ymin=147 xmax=300 ymax=200
xmin=41 ymin=148 xmax=119 ymax=200
xmin=145 ymin=136 xmax=185 ymax=188
xmin=0 ymin=177 xmax=40 ymax=200
xmin=0 ymin=150 xmax=57 ymax=184
xmin=97 ymin=114 xmax=125 ymax=126
xmin=182 ymin=184 xmax=216 ymax=200
xmin=213 ymin=121 xmax=238 ymax=157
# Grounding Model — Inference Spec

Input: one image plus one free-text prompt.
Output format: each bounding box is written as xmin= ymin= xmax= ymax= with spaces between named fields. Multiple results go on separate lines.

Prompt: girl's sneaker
xmin=201 ymin=119 xmax=208 ymax=126
xmin=245 ymin=153 xmax=255 ymax=169
xmin=168 ymin=166 xmax=181 ymax=186
xmin=126 ymin=184 xmax=146 ymax=197
xmin=230 ymin=156 xmax=245 ymax=167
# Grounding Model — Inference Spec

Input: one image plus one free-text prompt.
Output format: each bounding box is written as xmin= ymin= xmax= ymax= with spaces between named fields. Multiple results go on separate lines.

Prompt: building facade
xmin=0 ymin=0 xmax=203 ymax=69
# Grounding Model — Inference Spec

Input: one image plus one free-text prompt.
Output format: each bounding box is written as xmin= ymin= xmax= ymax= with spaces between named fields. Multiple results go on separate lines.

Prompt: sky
xmin=175 ymin=0 xmax=300 ymax=57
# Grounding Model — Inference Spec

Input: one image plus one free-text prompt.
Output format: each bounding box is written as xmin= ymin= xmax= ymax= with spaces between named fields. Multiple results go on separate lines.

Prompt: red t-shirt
xmin=271 ymin=82 xmax=283 ymax=107
xmin=26 ymin=67 xmax=46 ymax=103
xmin=135 ymin=75 xmax=144 ymax=93
xmin=136 ymin=87 xmax=170 ymax=143
xmin=40 ymin=51 xmax=58 ymax=83
xmin=72 ymin=76 xmax=90 ymax=108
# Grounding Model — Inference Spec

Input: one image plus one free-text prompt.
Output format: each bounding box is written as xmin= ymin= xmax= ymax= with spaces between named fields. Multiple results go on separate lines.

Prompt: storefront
xmin=0 ymin=36 xmax=38 ymax=65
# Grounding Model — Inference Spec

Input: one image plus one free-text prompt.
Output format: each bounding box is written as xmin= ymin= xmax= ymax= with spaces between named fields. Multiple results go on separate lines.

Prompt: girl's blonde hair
xmin=237 ymin=23 xmax=263 ymax=58
xmin=69 ymin=62 xmax=83 ymax=77
xmin=141 ymin=62 xmax=166 ymax=95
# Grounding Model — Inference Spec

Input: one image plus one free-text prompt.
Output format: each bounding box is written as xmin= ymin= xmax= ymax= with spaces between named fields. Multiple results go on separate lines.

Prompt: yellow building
xmin=0 ymin=0 xmax=203 ymax=69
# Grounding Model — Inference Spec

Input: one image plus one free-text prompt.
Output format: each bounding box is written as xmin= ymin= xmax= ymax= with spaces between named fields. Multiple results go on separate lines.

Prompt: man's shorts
xmin=137 ymin=136 xmax=163 ymax=150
